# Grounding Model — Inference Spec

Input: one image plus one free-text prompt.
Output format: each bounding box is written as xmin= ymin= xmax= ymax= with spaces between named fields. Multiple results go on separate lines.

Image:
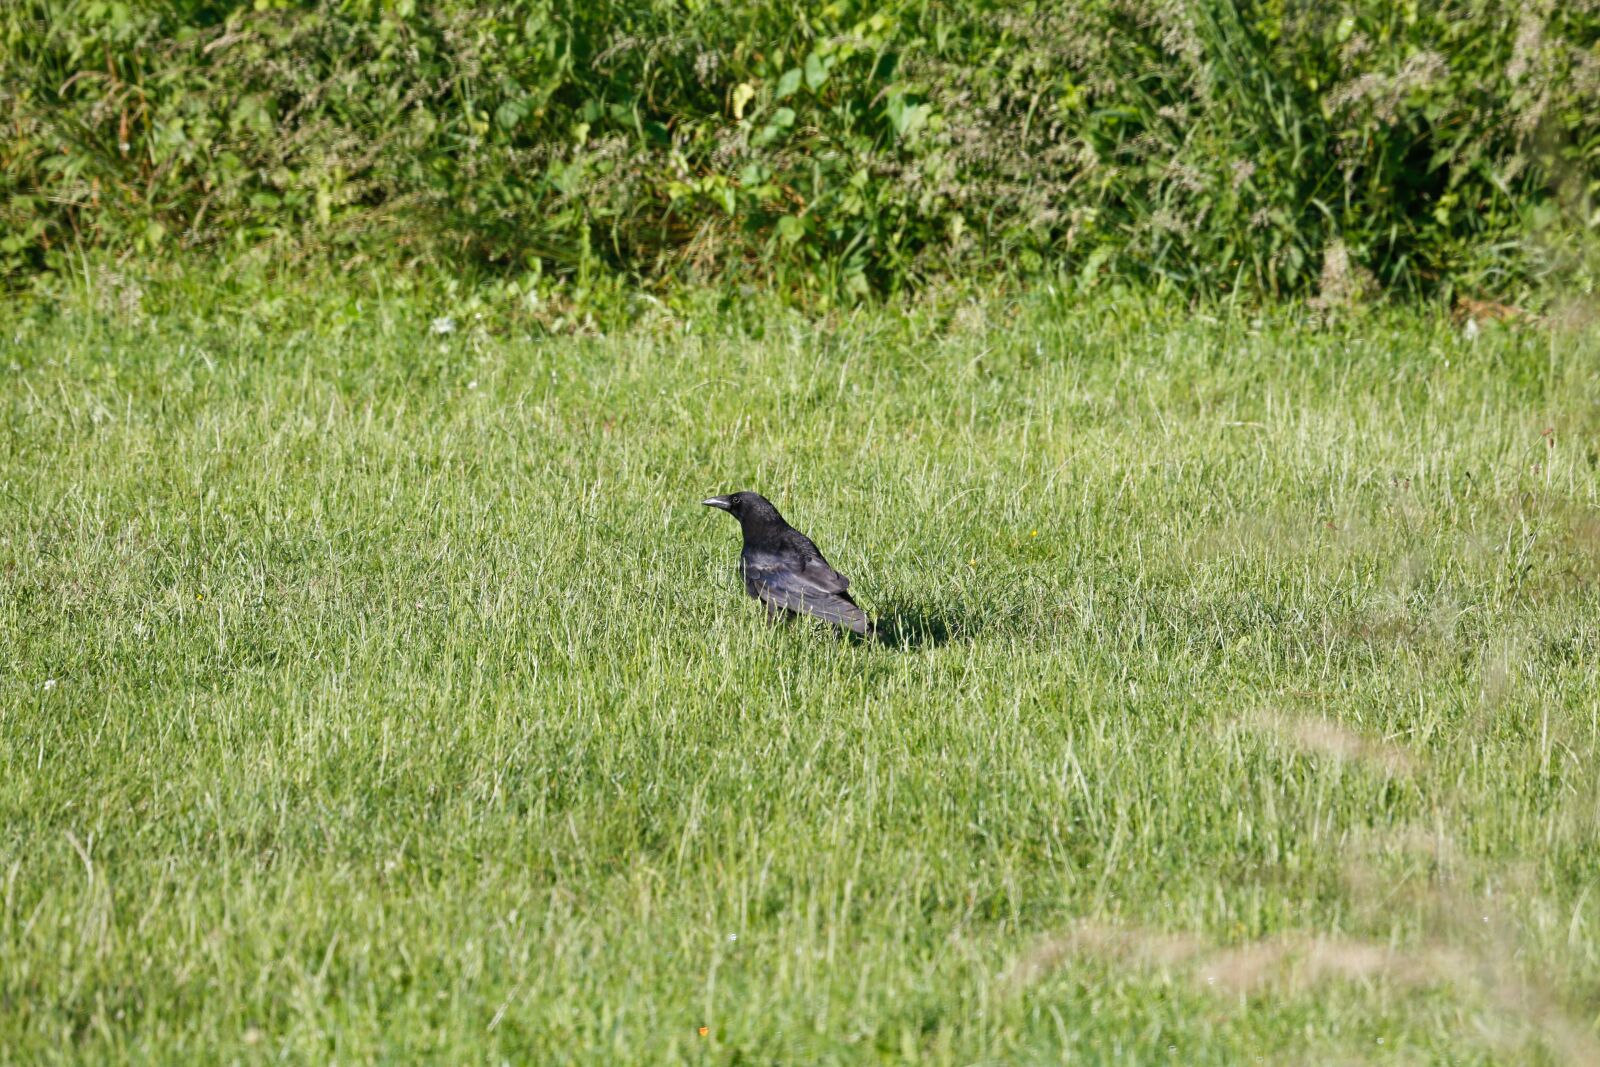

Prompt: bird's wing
xmin=779 ymin=530 xmax=849 ymax=591
xmin=744 ymin=556 xmax=869 ymax=634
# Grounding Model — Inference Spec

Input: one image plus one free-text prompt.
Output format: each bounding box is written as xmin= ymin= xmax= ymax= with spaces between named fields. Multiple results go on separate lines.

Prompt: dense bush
xmin=3 ymin=0 xmax=1597 ymax=300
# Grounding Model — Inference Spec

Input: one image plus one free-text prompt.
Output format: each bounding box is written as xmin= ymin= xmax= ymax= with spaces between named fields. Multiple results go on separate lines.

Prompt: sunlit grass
xmin=2 ymin=284 xmax=1597 ymax=1063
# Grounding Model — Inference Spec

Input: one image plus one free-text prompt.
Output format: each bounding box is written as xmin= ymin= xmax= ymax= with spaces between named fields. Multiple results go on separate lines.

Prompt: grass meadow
xmin=3 ymin=285 xmax=1599 ymax=1063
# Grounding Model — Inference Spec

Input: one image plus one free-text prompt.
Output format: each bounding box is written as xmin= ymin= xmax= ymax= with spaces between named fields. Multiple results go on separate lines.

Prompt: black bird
xmin=702 ymin=491 xmax=872 ymax=636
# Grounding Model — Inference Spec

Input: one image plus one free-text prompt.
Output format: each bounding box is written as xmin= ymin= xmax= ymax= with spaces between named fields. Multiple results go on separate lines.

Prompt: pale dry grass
xmin=1014 ymin=918 xmax=1599 ymax=1064
xmin=1012 ymin=920 xmax=1458 ymax=997
xmin=1240 ymin=709 xmax=1415 ymax=775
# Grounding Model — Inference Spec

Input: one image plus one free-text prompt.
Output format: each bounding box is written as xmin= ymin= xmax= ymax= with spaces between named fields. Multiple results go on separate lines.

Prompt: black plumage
xmin=702 ymin=491 xmax=872 ymax=636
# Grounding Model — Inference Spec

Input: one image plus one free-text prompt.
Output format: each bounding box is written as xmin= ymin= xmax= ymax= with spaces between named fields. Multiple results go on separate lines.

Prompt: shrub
xmin=2 ymin=0 xmax=1596 ymax=300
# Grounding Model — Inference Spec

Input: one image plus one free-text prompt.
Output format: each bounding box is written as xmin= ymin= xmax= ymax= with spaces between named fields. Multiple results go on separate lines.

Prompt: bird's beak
xmin=701 ymin=497 xmax=731 ymax=510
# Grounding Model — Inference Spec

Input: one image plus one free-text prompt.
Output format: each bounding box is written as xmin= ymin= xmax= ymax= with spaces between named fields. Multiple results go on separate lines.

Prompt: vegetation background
xmin=3 ymin=0 xmax=1597 ymax=304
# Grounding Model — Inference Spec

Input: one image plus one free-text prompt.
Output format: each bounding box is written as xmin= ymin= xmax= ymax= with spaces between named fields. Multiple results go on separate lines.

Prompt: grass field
xmin=3 ymin=283 xmax=1599 ymax=1063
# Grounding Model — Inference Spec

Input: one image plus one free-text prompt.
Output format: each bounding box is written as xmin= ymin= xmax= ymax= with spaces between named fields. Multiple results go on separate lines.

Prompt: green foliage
xmin=3 ymin=0 xmax=1597 ymax=299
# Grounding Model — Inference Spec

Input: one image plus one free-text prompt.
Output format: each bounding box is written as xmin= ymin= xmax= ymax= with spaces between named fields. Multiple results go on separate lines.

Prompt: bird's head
xmin=702 ymin=491 xmax=785 ymax=530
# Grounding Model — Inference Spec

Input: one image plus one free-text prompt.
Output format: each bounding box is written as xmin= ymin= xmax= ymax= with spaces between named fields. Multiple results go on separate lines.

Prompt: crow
xmin=702 ymin=491 xmax=873 ymax=636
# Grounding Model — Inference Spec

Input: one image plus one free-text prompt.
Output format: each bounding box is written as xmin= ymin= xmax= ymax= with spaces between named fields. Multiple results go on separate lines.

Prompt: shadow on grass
xmin=870 ymin=603 xmax=973 ymax=650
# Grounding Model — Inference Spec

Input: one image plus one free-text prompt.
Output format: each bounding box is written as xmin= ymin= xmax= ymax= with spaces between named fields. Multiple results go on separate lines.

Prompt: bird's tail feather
xmin=792 ymin=593 xmax=872 ymax=636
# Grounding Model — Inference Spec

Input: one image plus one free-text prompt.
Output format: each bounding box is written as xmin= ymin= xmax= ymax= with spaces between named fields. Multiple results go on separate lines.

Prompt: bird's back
xmin=740 ymin=531 xmax=868 ymax=633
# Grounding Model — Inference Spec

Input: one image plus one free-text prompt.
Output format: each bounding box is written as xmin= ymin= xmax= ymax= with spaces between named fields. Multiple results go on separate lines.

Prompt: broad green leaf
xmin=776 ymin=215 xmax=805 ymax=244
xmin=495 ymin=102 xmax=523 ymax=130
xmin=804 ymin=52 xmax=828 ymax=91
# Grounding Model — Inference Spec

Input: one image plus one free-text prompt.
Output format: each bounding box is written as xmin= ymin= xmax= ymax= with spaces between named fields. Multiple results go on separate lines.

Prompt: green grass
xmin=2 ymin=281 xmax=1599 ymax=1064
